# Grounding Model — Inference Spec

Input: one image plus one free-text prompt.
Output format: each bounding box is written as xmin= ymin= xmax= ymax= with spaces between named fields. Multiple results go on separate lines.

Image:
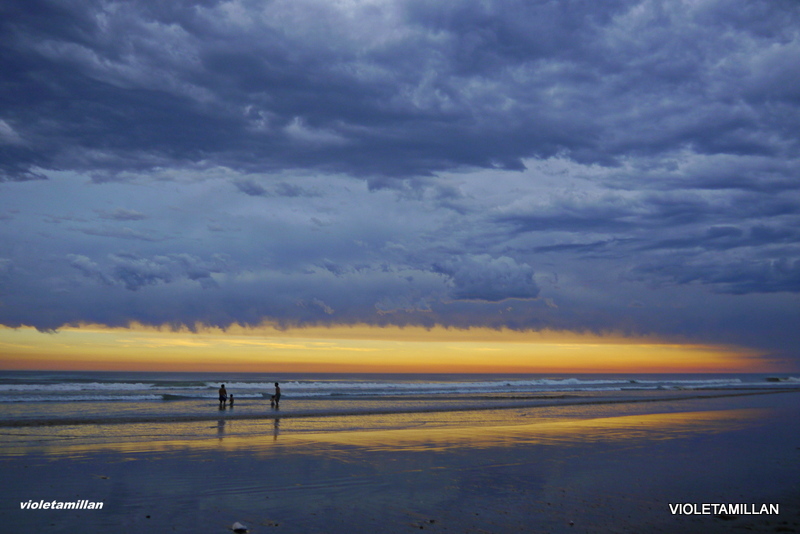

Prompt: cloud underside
xmin=1 ymin=0 xmax=798 ymax=182
xmin=1 ymin=0 xmax=799 ymax=361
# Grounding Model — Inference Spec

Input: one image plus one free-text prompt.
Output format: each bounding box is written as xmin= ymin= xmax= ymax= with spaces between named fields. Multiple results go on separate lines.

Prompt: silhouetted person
xmin=219 ymin=384 xmax=228 ymax=408
xmin=273 ymin=382 xmax=281 ymax=408
xmin=228 ymin=394 xmax=234 ymax=407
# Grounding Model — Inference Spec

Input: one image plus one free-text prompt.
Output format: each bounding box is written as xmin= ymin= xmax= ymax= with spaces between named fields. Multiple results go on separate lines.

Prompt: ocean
xmin=1 ymin=371 xmax=797 ymax=429
xmin=4 ymin=371 xmax=799 ymax=534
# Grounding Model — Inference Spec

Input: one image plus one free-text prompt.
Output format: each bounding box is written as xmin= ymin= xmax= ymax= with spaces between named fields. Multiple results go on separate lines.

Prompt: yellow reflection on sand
xmin=283 ymin=408 xmax=762 ymax=452
xmin=9 ymin=408 xmax=764 ymax=458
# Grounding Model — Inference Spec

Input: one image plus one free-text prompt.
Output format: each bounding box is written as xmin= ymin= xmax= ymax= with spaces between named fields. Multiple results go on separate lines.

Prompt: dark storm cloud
xmin=2 ymin=0 xmax=799 ymax=181
xmin=234 ymin=178 xmax=318 ymax=198
xmin=632 ymin=256 xmax=800 ymax=295
xmin=234 ymin=179 xmax=268 ymax=197
xmin=433 ymin=255 xmax=540 ymax=302
xmin=2 ymin=0 xmax=800 ymax=365
xmin=77 ymin=227 xmax=161 ymax=241
xmin=68 ymin=252 xmax=227 ymax=291
xmin=640 ymin=225 xmax=800 ymax=253
xmin=496 ymin=208 xmax=637 ymax=234
xmin=97 ymin=208 xmax=147 ymax=221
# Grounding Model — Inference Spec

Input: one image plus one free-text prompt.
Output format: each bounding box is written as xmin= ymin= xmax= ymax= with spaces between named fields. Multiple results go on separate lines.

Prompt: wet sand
xmin=2 ymin=390 xmax=799 ymax=533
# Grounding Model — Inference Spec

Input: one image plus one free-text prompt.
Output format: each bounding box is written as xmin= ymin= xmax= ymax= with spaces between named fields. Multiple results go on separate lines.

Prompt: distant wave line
xmin=3 ymin=377 xmax=778 ymax=395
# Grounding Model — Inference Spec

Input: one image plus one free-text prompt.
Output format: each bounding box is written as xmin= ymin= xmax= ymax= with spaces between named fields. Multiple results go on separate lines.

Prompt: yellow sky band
xmin=0 ymin=323 xmax=772 ymax=373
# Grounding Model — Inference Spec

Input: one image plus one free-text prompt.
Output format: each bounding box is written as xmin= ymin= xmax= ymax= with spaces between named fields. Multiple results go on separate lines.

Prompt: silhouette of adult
xmin=218 ymin=384 xmax=228 ymax=408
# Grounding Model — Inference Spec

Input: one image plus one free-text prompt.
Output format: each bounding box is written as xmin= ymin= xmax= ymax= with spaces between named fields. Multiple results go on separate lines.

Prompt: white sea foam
xmin=0 ymin=382 xmax=155 ymax=392
xmin=0 ymin=372 xmax=798 ymax=428
xmin=0 ymin=375 xmax=796 ymax=407
xmin=0 ymin=394 xmax=164 ymax=403
xmin=633 ymin=379 xmax=743 ymax=385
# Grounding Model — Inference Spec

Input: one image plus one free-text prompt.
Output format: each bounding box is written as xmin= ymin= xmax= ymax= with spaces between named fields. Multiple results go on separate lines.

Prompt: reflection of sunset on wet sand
xmin=0 ymin=405 xmax=765 ymax=458
xmin=3 ymin=392 xmax=798 ymax=534
xmin=292 ymin=409 xmax=764 ymax=453
xmin=4 ymin=0 xmax=800 ymax=531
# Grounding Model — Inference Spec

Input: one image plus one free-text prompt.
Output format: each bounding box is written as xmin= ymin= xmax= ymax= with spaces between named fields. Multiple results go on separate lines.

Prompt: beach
xmin=2 ymin=380 xmax=799 ymax=533
xmin=5 ymin=1 xmax=800 ymax=530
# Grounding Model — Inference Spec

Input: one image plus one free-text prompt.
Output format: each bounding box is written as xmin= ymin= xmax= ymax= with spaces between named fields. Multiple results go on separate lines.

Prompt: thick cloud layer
xmin=1 ymin=0 xmax=799 ymax=365
xmin=3 ymin=0 xmax=798 ymax=181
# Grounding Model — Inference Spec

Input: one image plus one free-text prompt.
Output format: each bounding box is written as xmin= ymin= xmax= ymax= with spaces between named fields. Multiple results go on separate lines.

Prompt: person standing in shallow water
xmin=273 ymin=382 xmax=281 ymax=408
xmin=218 ymin=384 xmax=228 ymax=408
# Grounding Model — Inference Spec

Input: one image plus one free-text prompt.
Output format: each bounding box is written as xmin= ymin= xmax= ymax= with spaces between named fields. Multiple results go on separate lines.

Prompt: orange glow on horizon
xmin=0 ymin=322 xmax=777 ymax=373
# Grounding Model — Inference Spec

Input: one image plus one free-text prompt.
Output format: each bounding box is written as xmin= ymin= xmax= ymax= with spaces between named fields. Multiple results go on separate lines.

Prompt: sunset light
xmin=2 ymin=2 xmax=800 ymax=532
xmin=0 ymin=324 xmax=766 ymax=373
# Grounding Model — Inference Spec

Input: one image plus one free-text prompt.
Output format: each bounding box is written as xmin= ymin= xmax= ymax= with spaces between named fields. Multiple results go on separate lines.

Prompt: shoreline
xmin=2 ymin=386 xmax=799 ymax=533
xmin=2 ymin=387 xmax=798 ymax=428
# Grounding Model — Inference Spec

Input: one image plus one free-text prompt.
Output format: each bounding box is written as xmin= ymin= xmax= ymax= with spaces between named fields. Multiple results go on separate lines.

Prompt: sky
xmin=1 ymin=0 xmax=799 ymax=372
